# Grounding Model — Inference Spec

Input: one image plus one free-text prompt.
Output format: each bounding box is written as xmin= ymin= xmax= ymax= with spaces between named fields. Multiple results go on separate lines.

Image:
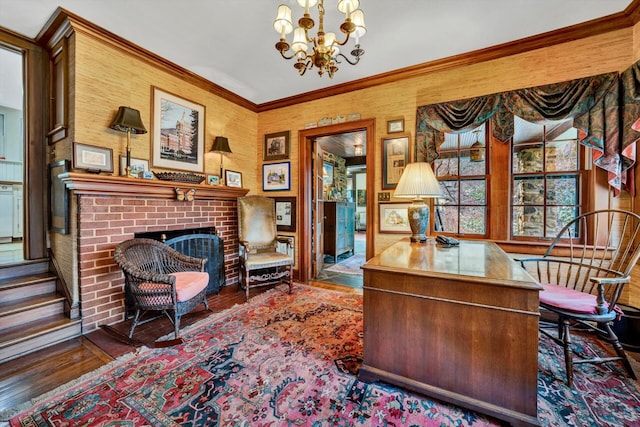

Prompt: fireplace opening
xmin=134 ymin=227 xmax=225 ymax=296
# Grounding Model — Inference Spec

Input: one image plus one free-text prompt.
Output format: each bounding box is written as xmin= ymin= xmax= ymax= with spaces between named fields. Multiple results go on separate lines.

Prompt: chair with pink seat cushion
xmin=518 ymin=209 xmax=640 ymax=387
xmin=114 ymin=238 xmax=210 ymax=340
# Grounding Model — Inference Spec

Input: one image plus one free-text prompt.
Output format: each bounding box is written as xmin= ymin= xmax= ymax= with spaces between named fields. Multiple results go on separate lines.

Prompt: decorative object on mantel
xmin=273 ymin=0 xmax=366 ymax=78
xmin=211 ymin=136 xmax=232 ymax=184
xmin=72 ymin=142 xmax=114 ymax=174
xmin=175 ymin=187 xmax=196 ymax=202
xmin=393 ymin=162 xmax=443 ymax=243
xmin=109 ymin=106 xmax=147 ymax=177
xmin=153 ymin=171 xmax=206 ymax=184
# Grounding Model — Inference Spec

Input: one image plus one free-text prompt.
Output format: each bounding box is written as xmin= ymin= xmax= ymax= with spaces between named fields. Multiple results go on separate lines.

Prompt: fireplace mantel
xmin=60 ymin=172 xmax=250 ymax=200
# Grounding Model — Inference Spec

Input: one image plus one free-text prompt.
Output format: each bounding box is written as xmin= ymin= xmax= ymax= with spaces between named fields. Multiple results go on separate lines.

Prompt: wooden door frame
xmin=297 ymin=118 xmax=375 ymax=283
xmin=0 ymin=30 xmax=48 ymax=260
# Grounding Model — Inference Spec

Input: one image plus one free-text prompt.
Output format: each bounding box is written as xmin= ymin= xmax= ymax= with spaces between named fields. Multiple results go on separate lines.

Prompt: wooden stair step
xmin=0 ymin=273 xmax=57 ymax=302
xmin=0 ymin=314 xmax=82 ymax=364
xmin=0 ymin=294 xmax=66 ymax=331
xmin=0 ymin=260 xmax=49 ymax=280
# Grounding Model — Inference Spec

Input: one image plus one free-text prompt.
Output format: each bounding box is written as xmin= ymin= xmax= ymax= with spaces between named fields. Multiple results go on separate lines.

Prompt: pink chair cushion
xmin=171 ymin=272 xmax=209 ymax=302
xmin=139 ymin=271 xmax=208 ymax=304
xmin=540 ymin=283 xmax=622 ymax=317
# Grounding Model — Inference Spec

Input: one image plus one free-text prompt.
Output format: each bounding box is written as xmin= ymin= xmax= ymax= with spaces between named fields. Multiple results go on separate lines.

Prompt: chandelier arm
xmin=332 ymin=31 xmax=352 ymax=47
xmin=279 ymin=50 xmax=299 ymax=60
xmin=334 ymin=48 xmax=364 ymax=66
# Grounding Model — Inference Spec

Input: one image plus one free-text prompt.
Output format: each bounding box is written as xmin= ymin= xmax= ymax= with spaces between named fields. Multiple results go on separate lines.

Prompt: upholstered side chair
xmin=518 ymin=209 xmax=640 ymax=387
xmin=237 ymin=195 xmax=294 ymax=300
xmin=114 ymin=238 xmax=210 ymax=340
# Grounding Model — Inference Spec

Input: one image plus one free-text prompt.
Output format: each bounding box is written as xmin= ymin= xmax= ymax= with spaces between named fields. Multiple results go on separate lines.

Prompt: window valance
xmin=416 ymin=66 xmax=640 ymax=195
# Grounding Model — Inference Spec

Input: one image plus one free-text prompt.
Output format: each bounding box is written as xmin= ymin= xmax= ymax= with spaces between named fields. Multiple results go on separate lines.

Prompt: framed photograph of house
xmin=151 ymin=87 xmax=205 ymax=173
xmin=225 ymin=170 xmax=242 ymax=188
xmin=49 ymin=159 xmax=69 ymax=234
xmin=119 ymin=156 xmax=149 ymax=177
xmin=382 ymin=135 xmax=410 ymax=189
xmin=387 ymin=118 xmax=404 ymax=133
xmin=263 ymin=162 xmax=291 ymax=191
xmin=273 ymin=196 xmax=296 ymax=232
xmin=379 ymin=202 xmax=412 ymax=233
xmin=263 ymin=130 xmax=290 ymax=161
xmin=73 ymin=142 xmax=113 ymax=173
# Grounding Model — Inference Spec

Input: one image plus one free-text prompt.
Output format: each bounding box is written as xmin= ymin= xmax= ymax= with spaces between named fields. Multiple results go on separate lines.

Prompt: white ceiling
xmin=0 ymin=0 xmax=634 ymax=105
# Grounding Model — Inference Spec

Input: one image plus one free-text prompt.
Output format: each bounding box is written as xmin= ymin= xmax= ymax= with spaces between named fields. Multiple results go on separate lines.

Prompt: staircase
xmin=0 ymin=260 xmax=82 ymax=364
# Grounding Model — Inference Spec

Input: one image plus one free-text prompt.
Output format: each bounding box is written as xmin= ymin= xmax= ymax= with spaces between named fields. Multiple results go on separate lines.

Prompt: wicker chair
xmin=114 ymin=238 xmax=210 ymax=339
xmin=518 ymin=209 xmax=640 ymax=386
xmin=237 ymin=195 xmax=294 ymax=300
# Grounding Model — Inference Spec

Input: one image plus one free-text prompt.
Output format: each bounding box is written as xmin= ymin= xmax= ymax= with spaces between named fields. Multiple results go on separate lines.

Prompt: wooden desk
xmin=360 ymin=239 xmax=541 ymax=427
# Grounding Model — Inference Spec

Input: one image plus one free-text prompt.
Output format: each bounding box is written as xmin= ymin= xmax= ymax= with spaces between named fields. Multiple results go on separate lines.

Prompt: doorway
xmin=0 ymin=46 xmax=24 ymax=264
xmin=297 ymin=119 xmax=375 ymax=284
xmin=313 ymin=136 xmax=366 ymax=287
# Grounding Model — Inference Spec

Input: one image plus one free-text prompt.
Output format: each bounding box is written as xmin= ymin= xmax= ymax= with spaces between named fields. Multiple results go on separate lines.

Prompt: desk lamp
xmin=393 ymin=162 xmax=443 ymax=243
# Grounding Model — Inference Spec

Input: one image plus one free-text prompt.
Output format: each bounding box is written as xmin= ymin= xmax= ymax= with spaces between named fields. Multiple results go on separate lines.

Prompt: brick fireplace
xmin=61 ymin=173 xmax=249 ymax=332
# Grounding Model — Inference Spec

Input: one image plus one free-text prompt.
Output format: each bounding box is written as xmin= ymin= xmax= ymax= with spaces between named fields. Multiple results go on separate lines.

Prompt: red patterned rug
xmin=6 ymin=284 xmax=640 ymax=426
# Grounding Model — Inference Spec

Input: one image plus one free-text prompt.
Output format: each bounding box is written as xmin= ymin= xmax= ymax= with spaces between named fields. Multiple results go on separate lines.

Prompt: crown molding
xmin=37 ymin=7 xmax=258 ymax=113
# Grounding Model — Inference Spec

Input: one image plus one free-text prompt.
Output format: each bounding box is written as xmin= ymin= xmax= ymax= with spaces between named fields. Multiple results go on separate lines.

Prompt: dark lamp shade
xmin=211 ymin=136 xmax=232 ymax=154
xmin=110 ymin=106 xmax=147 ymax=134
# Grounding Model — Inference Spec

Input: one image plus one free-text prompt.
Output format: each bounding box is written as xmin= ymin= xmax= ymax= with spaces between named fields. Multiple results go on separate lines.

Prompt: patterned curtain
xmin=415 ymin=94 xmax=501 ymax=163
xmin=415 ymin=71 xmax=638 ymax=195
xmin=621 ymin=62 xmax=640 ymax=195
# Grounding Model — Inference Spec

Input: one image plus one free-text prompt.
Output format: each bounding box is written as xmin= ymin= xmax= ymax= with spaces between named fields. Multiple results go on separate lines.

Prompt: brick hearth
xmin=62 ymin=173 xmax=249 ymax=332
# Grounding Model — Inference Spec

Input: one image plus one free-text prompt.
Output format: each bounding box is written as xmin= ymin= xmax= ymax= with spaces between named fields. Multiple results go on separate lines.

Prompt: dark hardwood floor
xmin=0 ymin=281 xmax=361 ymax=416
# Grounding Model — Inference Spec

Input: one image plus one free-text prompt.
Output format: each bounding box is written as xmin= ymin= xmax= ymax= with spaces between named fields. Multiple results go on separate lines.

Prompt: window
xmin=511 ymin=117 xmax=580 ymax=239
xmin=434 ymin=124 xmax=488 ymax=236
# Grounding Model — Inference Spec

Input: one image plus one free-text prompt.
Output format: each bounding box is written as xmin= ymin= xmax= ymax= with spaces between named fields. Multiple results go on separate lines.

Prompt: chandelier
xmin=273 ymin=0 xmax=366 ymax=78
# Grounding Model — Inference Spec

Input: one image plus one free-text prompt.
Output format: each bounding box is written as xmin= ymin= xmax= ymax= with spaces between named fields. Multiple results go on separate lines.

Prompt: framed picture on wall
xmin=273 ymin=196 xmax=296 ymax=232
xmin=263 ymin=162 xmax=291 ymax=191
xmin=382 ymin=135 xmax=410 ymax=189
xmin=387 ymin=118 xmax=404 ymax=133
xmin=264 ymin=131 xmax=290 ymax=161
xmin=323 ymin=162 xmax=333 ymax=185
xmin=379 ymin=202 xmax=411 ymax=233
xmin=151 ymin=86 xmax=205 ymax=172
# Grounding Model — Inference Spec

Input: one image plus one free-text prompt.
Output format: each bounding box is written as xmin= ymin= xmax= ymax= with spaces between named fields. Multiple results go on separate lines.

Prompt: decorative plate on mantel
xmin=153 ymin=171 xmax=206 ymax=184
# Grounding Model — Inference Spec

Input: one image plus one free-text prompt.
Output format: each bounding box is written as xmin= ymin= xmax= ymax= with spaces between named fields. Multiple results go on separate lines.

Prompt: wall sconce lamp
xmin=394 ymin=162 xmax=443 ymax=243
xmin=211 ymin=136 xmax=232 ymax=183
xmin=109 ymin=106 xmax=147 ymax=177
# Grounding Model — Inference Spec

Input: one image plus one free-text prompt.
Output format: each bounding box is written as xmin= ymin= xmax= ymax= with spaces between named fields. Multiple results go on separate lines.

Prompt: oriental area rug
xmin=6 ymin=284 xmax=640 ymax=426
xmin=324 ymin=254 xmax=366 ymax=275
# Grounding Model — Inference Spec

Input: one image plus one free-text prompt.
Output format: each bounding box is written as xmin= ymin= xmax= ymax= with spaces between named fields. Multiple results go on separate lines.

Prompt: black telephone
xmin=436 ymin=235 xmax=460 ymax=247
